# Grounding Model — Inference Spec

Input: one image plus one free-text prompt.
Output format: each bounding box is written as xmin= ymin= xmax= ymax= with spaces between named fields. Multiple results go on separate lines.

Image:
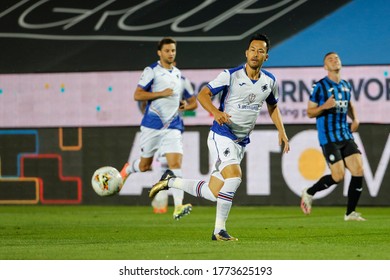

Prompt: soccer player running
xmin=149 ymin=34 xmax=290 ymax=241
xmin=151 ymin=74 xmax=197 ymax=214
xmin=121 ymin=37 xmax=197 ymax=220
xmin=300 ymin=52 xmax=365 ymax=221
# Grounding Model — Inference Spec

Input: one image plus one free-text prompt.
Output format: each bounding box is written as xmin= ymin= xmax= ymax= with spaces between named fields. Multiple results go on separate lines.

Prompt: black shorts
xmin=321 ymin=140 xmax=361 ymax=165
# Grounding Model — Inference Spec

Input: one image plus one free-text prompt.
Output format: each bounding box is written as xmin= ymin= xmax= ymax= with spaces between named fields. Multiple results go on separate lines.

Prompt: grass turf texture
xmin=0 ymin=205 xmax=389 ymax=260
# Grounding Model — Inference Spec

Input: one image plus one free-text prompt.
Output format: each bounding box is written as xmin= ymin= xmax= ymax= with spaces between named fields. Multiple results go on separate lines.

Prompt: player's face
xmin=324 ymin=53 xmax=342 ymax=72
xmin=158 ymin=43 xmax=176 ymax=67
xmin=246 ymin=40 xmax=268 ymax=69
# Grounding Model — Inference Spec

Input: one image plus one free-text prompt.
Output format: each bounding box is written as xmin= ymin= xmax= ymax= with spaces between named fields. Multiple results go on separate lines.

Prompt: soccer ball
xmin=91 ymin=166 xmax=123 ymax=196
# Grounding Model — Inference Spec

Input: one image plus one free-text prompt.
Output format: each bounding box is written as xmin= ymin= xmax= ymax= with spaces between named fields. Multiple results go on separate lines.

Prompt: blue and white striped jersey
xmin=310 ymin=76 xmax=354 ymax=145
xmin=138 ymin=61 xmax=183 ymax=130
xmin=207 ymin=64 xmax=279 ymax=146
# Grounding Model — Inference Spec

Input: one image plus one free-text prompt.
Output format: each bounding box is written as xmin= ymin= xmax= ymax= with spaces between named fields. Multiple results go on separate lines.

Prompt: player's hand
xmin=160 ymin=88 xmax=174 ymax=97
xmin=350 ymin=118 xmax=360 ymax=132
xmin=279 ymin=133 xmax=290 ymax=153
xmin=179 ymin=100 xmax=186 ymax=111
xmin=214 ymin=111 xmax=232 ymax=125
xmin=323 ymin=95 xmax=336 ymax=110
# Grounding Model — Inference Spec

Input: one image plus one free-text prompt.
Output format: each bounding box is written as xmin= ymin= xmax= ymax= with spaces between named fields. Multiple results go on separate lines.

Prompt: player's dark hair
xmin=324 ymin=51 xmax=338 ymax=62
xmin=158 ymin=37 xmax=177 ymax=50
xmin=248 ymin=34 xmax=270 ymax=52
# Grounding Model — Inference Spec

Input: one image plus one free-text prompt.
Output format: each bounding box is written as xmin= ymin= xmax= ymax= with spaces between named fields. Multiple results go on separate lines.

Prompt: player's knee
xmin=168 ymin=162 xmax=181 ymax=169
xmin=221 ymin=177 xmax=242 ymax=194
xmin=348 ymin=162 xmax=364 ymax=177
xmin=139 ymin=164 xmax=152 ymax=172
xmin=354 ymin=165 xmax=364 ymax=176
xmin=331 ymin=172 xmax=344 ymax=183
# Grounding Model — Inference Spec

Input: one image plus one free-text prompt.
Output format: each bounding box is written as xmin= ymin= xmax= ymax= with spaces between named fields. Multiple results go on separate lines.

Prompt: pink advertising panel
xmin=0 ymin=65 xmax=388 ymax=127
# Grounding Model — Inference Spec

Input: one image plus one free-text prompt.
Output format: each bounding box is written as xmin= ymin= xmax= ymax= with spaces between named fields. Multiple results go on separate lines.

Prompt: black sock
xmin=346 ymin=176 xmax=363 ymax=215
xmin=307 ymin=175 xmax=337 ymax=196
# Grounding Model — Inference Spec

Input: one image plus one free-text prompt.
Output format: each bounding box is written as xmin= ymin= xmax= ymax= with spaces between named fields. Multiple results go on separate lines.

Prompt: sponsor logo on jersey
xmin=223 ymin=148 xmax=230 ymax=157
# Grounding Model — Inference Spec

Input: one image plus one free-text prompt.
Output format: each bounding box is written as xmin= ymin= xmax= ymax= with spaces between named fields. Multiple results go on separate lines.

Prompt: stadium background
xmin=0 ymin=0 xmax=389 ymax=206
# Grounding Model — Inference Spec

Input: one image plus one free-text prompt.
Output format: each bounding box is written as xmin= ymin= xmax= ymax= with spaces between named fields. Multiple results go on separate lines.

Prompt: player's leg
xmin=150 ymin=131 xmax=226 ymax=202
xmin=151 ymin=152 xmax=169 ymax=213
xmin=151 ymin=132 xmax=242 ymax=240
xmin=149 ymin=130 xmax=227 ymax=202
xmin=301 ymin=143 xmax=341 ymax=214
xmin=207 ymin=173 xmax=224 ymax=198
xmin=152 ymin=191 xmax=168 ymax=213
xmin=300 ymin=161 xmax=342 ymax=214
xmin=211 ymin=163 xmax=241 ymax=241
xmin=120 ymin=157 xmax=154 ymax=182
xmin=165 ymin=152 xmax=184 ymax=205
xmin=165 ymin=152 xmax=192 ymax=220
xmin=120 ymin=127 xmax=159 ymax=181
xmin=151 ymin=154 xmax=169 ymax=213
xmin=157 ymin=174 xmax=221 ymax=202
xmin=343 ymin=141 xmax=365 ymax=221
xmin=163 ymin=129 xmax=193 ymax=220
xmin=209 ymin=133 xmax=243 ymax=241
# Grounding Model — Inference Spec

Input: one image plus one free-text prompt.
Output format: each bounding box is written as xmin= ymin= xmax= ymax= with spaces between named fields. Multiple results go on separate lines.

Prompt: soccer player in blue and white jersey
xmin=121 ymin=37 xmax=197 ymax=220
xmin=300 ymin=52 xmax=365 ymax=221
xmin=149 ymin=34 xmax=290 ymax=241
xmin=151 ymin=74 xmax=197 ymax=215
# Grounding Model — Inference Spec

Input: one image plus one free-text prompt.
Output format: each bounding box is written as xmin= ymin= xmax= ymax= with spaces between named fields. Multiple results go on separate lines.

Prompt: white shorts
xmin=207 ymin=131 xmax=246 ymax=175
xmin=140 ymin=126 xmax=183 ymax=158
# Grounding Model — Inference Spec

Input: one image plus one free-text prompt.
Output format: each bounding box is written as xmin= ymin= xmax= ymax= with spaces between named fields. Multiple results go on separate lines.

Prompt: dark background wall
xmin=2 ymin=0 xmax=389 ymax=73
xmin=0 ymin=0 xmax=353 ymax=73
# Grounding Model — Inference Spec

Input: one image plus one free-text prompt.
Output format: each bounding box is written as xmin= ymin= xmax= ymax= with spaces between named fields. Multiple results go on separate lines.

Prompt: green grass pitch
xmin=0 ymin=205 xmax=389 ymax=260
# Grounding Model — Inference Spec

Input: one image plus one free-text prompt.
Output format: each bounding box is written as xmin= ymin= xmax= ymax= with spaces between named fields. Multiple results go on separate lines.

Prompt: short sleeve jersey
xmin=207 ymin=64 xmax=279 ymax=146
xmin=138 ymin=61 xmax=182 ymax=130
xmin=310 ymin=76 xmax=354 ymax=145
xmin=177 ymin=75 xmax=196 ymax=132
xmin=181 ymin=75 xmax=195 ymax=100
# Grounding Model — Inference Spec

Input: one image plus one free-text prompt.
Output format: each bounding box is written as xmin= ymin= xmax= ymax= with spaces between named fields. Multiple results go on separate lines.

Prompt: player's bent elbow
xmin=134 ymin=94 xmax=143 ymax=101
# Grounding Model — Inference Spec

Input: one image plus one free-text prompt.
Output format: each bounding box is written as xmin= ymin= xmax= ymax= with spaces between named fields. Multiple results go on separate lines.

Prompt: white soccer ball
xmin=91 ymin=166 xmax=123 ymax=196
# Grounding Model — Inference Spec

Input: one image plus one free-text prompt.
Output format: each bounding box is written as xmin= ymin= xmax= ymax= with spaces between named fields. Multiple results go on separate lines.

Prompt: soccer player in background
xmin=149 ymin=34 xmax=290 ymax=241
xmin=150 ymin=73 xmax=197 ymax=215
xmin=300 ymin=52 xmax=365 ymax=221
xmin=121 ymin=37 xmax=197 ymax=220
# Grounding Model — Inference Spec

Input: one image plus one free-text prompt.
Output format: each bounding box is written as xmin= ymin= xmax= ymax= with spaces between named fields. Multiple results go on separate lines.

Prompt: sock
xmin=214 ymin=177 xmax=241 ymax=234
xmin=170 ymin=169 xmax=184 ymax=207
xmin=169 ymin=178 xmax=217 ymax=202
xmin=121 ymin=159 xmax=141 ymax=179
xmin=307 ymin=175 xmax=336 ymax=196
xmin=346 ymin=176 xmax=363 ymax=215
xmin=152 ymin=160 xmax=169 ymax=209
xmin=152 ymin=190 xmax=168 ymax=209
xmin=127 ymin=159 xmax=141 ymax=174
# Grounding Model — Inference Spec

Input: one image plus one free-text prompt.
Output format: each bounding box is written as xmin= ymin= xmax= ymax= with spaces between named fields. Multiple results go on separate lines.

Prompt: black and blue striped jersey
xmin=310 ymin=76 xmax=354 ymax=145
